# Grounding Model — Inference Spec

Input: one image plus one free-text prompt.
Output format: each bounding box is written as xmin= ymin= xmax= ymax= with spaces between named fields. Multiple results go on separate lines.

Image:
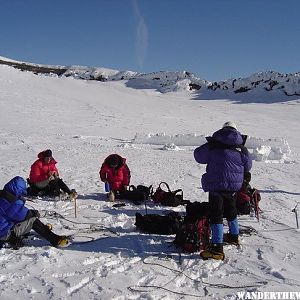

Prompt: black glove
xmin=26 ymin=209 xmax=40 ymax=219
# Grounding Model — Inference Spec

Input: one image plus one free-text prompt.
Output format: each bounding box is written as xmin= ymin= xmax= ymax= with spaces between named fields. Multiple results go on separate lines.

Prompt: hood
xmin=104 ymin=154 xmax=126 ymax=168
xmin=211 ymin=127 xmax=243 ymax=146
xmin=37 ymin=150 xmax=57 ymax=164
xmin=3 ymin=176 xmax=27 ymax=197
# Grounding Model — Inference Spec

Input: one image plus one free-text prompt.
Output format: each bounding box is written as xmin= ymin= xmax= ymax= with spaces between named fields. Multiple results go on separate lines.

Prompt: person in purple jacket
xmin=194 ymin=122 xmax=252 ymax=260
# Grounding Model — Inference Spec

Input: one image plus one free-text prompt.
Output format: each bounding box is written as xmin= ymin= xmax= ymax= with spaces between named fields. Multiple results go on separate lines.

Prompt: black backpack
xmin=135 ymin=212 xmax=183 ymax=235
xmin=151 ymin=182 xmax=188 ymax=207
xmin=122 ymin=185 xmax=153 ymax=205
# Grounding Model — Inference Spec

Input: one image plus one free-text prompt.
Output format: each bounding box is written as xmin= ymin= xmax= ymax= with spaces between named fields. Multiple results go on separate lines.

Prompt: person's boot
xmin=200 ymin=243 xmax=225 ymax=260
xmin=68 ymin=189 xmax=78 ymax=200
xmin=7 ymin=233 xmax=25 ymax=250
xmin=108 ymin=190 xmax=115 ymax=202
xmin=223 ymin=233 xmax=239 ymax=245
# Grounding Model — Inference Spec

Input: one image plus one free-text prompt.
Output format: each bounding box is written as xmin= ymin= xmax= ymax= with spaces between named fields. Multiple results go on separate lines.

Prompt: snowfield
xmin=0 ymin=63 xmax=299 ymax=300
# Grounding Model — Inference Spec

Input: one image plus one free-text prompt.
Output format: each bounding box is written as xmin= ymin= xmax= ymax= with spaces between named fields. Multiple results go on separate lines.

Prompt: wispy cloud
xmin=132 ymin=0 xmax=148 ymax=68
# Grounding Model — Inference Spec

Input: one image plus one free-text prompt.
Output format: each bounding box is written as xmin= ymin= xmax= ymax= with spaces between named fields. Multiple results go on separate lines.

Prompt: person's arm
xmin=194 ymin=143 xmax=210 ymax=164
xmin=0 ymin=190 xmax=18 ymax=203
xmin=122 ymin=164 xmax=131 ymax=186
xmin=99 ymin=164 xmax=109 ymax=182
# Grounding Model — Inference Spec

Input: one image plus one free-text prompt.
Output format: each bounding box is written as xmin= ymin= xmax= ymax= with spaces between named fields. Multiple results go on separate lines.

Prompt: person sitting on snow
xmin=27 ymin=149 xmax=77 ymax=199
xmin=0 ymin=176 xmax=69 ymax=249
xmin=99 ymin=154 xmax=131 ymax=201
xmin=194 ymin=121 xmax=252 ymax=260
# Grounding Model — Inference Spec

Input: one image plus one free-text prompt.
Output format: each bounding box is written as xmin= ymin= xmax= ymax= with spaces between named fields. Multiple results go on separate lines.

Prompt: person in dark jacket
xmin=194 ymin=121 xmax=252 ymax=260
xmin=99 ymin=154 xmax=131 ymax=201
xmin=0 ymin=176 xmax=69 ymax=249
xmin=28 ymin=149 xmax=77 ymax=199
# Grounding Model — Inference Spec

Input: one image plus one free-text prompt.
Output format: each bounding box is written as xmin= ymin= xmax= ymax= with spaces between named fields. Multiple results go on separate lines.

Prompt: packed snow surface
xmin=0 ymin=64 xmax=299 ymax=300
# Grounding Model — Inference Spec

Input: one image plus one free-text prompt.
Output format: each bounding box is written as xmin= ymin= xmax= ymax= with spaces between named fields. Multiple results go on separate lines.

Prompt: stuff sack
xmin=174 ymin=216 xmax=210 ymax=253
xmin=151 ymin=182 xmax=187 ymax=207
xmin=122 ymin=185 xmax=153 ymax=205
xmin=135 ymin=212 xmax=182 ymax=235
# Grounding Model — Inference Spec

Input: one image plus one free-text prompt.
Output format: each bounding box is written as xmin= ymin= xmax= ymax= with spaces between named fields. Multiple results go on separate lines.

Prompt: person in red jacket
xmin=99 ymin=154 xmax=131 ymax=201
xmin=28 ymin=149 xmax=77 ymax=199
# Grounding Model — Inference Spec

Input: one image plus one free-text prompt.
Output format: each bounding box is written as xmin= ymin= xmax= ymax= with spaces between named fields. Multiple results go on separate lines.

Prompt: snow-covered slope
xmin=0 ymin=61 xmax=299 ymax=300
xmin=1 ymin=56 xmax=299 ymax=97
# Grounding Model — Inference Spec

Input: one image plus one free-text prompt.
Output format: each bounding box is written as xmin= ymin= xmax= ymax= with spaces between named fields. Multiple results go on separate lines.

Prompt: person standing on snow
xmin=27 ymin=149 xmax=77 ymax=199
xmin=99 ymin=154 xmax=131 ymax=201
xmin=0 ymin=176 xmax=69 ymax=249
xmin=194 ymin=122 xmax=252 ymax=260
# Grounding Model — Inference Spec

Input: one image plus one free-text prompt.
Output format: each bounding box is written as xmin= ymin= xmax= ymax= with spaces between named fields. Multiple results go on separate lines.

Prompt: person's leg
xmin=56 ymin=178 xmax=71 ymax=194
xmin=224 ymin=192 xmax=239 ymax=244
xmin=200 ymin=192 xmax=225 ymax=260
xmin=32 ymin=219 xmax=69 ymax=247
xmin=209 ymin=192 xmax=224 ymax=244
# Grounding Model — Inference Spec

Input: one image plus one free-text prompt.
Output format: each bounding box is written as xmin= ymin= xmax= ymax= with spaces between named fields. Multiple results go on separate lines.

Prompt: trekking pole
xmin=292 ymin=202 xmax=299 ymax=229
xmin=74 ymin=197 xmax=77 ymax=218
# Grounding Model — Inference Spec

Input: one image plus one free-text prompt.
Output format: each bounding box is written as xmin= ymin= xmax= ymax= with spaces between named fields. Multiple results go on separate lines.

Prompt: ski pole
xmin=74 ymin=197 xmax=77 ymax=218
xmin=292 ymin=202 xmax=299 ymax=229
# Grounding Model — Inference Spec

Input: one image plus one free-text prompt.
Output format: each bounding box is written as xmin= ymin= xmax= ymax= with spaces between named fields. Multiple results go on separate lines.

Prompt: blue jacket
xmin=194 ymin=128 xmax=252 ymax=192
xmin=0 ymin=177 xmax=29 ymax=239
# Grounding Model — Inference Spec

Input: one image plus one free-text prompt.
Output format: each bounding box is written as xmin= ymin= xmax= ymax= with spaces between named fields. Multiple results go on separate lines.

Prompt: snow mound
xmin=132 ymin=133 xmax=291 ymax=162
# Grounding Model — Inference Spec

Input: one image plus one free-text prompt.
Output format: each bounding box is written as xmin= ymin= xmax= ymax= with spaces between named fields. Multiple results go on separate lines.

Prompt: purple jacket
xmin=194 ymin=128 xmax=252 ymax=192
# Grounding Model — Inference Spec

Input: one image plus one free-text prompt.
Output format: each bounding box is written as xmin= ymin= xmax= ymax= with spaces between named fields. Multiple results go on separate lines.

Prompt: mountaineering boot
xmin=7 ymin=233 xmax=25 ymax=250
xmin=68 ymin=189 xmax=78 ymax=200
xmin=55 ymin=236 xmax=70 ymax=248
xmin=108 ymin=190 xmax=115 ymax=202
xmin=200 ymin=243 xmax=225 ymax=260
xmin=223 ymin=233 xmax=239 ymax=245
xmin=46 ymin=223 xmax=53 ymax=231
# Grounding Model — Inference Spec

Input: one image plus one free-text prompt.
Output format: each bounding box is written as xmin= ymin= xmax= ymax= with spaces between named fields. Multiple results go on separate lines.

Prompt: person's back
xmin=194 ymin=121 xmax=252 ymax=260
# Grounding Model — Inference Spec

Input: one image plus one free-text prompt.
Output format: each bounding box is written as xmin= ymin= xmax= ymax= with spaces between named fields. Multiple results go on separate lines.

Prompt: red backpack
xmin=174 ymin=217 xmax=210 ymax=253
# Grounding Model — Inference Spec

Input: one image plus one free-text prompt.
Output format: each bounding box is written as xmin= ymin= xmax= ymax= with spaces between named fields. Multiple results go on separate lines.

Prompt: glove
xmin=28 ymin=209 xmax=40 ymax=218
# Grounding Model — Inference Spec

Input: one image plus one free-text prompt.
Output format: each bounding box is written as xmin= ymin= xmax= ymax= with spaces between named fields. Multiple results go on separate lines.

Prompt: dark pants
xmin=209 ymin=191 xmax=237 ymax=224
xmin=28 ymin=178 xmax=71 ymax=197
xmin=209 ymin=191 xmax=239 ymax=244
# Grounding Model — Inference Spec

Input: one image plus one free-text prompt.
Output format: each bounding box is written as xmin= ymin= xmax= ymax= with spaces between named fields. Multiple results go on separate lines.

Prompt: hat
xmin=44 ymin=149 xmax=52 ymax=158
xmin=222 ymin=121 xmax=237 ymax=131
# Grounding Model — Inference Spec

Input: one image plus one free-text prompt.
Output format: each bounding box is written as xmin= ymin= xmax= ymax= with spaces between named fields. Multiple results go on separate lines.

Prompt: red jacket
xmin=99 ymin=154 xmax=130 ymax=191
xmin=29 ymin=151 xmax=59 ymax=183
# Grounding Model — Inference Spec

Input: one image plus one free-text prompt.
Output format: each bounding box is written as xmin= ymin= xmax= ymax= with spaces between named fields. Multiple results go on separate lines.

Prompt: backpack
xmin=174 ymin=201 xmax=210 ymax=253
xmin=122 ymin=185 xmax=153 ymax=205
xmin=236 ymin=183 xmax=261 ymax=219
xmin=151 ymin=182 xmax=187 ymax=207
xmin=174 ymin=216 xmax=210 ymax=253
xmin=135 ymin=212 xmax=183 ymax=235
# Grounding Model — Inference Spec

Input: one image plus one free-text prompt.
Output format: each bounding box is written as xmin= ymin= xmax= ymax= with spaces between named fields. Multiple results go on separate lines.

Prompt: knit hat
xmin=44 ymin=149 xmax=52 ymax=158
xmin=222 ymin=121 xmax=237 ymax=131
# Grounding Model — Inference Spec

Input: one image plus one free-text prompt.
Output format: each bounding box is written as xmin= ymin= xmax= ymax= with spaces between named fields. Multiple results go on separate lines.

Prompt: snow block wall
xmin=132 ymin=133 xmax=291 ymax=163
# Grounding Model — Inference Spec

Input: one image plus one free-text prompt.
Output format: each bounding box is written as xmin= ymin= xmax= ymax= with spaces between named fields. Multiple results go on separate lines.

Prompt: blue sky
xmin=0 ymin=0 xmax=299 ymax=81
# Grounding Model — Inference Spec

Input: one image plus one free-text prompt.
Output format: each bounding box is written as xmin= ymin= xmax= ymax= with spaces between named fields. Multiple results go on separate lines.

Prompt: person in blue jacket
xmin=194 ymin=122 xmax=252 ymax=260
xmin=0 ymin=176 xmax=69 ymax=249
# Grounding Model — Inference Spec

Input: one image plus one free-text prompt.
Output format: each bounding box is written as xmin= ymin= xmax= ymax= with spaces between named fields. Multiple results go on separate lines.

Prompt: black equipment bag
xmin=135 ymin=212 xmax=182 ymax=235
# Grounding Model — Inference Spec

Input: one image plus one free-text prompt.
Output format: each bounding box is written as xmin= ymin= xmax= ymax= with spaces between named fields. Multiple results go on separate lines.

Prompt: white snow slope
xmin=0 ymin=64 xmax=299 ymax=300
